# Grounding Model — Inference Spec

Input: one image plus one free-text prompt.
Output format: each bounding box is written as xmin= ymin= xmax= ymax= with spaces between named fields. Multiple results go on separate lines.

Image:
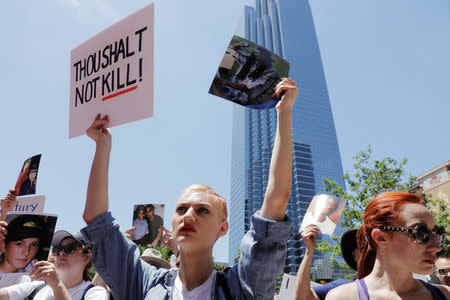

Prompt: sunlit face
xmin=55 ymin=238 xmax=88 ymax=275
xmin=28 ymin=170 xmax=37 ymax=182
xmin=5 ymin=238 xmax=40 ymax=271
xmin=171 ymin=191 xmax=228 ymax=252
xmin=384 ymin=203 xmax=441 ymax=275
xmin=435 ymin=257 xmax=450 ymax=286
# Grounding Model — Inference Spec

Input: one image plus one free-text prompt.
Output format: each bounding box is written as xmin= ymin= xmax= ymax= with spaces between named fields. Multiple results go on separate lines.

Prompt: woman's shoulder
xmin=83 ymin=281 xmax=109 ymax=299
xmin=325 ymin=281 xmax=358 ymax=300
xmin=432 ymin=283 xmax=450 ymax=299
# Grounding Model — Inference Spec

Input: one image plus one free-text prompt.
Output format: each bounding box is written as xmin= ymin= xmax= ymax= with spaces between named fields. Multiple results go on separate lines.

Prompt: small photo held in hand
xmin=209 ymin=35 xmax=290 ymax=109
xmin=14 ymin=154 xmax=42 ymax=196
xmin=0 ymin=213 xmax=57 ymax=287
xmin=131 ymin=204 xmax=164 ymax=247
xmin=300 ymin=194 xmax=347 ymax=235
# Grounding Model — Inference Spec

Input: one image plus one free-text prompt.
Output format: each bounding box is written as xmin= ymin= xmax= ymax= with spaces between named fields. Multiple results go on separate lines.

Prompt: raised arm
xmin=295 ymin=225 xmax=321 ymax=300
xmin=82 ymin=114 xmax=111 ymax=224
xmin=0 ymin=189 xmax=17 ymax=221
xmin=260 ymin=78 xmax=298 ymax=221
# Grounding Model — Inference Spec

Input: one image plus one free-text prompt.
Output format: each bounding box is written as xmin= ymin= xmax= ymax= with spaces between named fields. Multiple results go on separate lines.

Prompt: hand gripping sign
xmin=69 ymin=3 xmax=154 ymax=138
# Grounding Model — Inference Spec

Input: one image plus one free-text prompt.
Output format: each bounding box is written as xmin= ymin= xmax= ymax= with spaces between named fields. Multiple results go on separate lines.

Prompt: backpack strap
xmin=216 ymin=269 xmax=233 ymax=299
xmin=26 ymin=283 xmax=47 ymax=300
xmin=81 ymin=283 xmax=95 ymax=300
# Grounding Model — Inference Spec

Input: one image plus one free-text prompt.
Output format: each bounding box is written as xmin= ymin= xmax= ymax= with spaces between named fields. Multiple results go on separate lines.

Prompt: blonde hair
xmin=179 ymin=185 xmax=228 ymax=221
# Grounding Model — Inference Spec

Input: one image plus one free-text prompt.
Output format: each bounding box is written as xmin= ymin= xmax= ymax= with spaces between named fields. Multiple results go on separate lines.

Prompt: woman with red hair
xmin=326 ymin=192 xmax=449 ymax=299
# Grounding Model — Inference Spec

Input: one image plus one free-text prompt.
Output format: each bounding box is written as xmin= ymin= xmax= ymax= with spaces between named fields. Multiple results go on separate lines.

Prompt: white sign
xmin=278 ymin=274 xmax=296 ymax=299
xmin=15 ymin=195 xmax=45 ymax=213
xmin=422 ymin=167 xmax=450 ymax=191
xmin=69 ymin=3 xmax=154 ymax=138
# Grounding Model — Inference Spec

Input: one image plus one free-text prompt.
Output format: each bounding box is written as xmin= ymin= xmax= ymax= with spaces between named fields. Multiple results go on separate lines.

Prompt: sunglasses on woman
xmin=379 ymin=223 xmax=445 ymax=246
xmin=52 ymin=242 xmax=80 ymax=256
xmin=437 ymin=268 xmax=450 ymax=276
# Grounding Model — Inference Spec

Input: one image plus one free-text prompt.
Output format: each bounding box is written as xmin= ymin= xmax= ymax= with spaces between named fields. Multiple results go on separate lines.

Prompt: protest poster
xmin=69 ymin=3 xmax=154 ymax=138
xmin=0 ymin=213 xmax=57 ymax=287
xmin=300 ymin=194 xmax=347 ymax=235
xmin=209 ymin=35 xmax=290 ymax=109
xmin=131 ymin=204 xmax=164 ymax=247
xmin=14 ymin=154 xmax=41 ymax=196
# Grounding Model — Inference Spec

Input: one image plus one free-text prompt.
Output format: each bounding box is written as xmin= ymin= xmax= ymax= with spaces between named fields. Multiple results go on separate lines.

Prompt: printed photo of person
xmin=209 ymin=35 xmax=290 ymax=109
xmin=130 ymin=204 xmax=164 ymax=247
xmin=0 ymin=213 xmax=57 ymax=287
xmin=14 ymin=154 xmax=42 ymax=196
xmin=300 ymin=194 xmax=346 ymax=235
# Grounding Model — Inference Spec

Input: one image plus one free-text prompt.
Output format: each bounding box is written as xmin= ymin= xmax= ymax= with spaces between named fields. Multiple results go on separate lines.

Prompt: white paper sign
xmin=69 ymin=3 xmax=154 ymax=138
xmin=15 ymin=195 xmax=45 ymax=213
xmin=278 ymin=274 xmax=296 ymax=299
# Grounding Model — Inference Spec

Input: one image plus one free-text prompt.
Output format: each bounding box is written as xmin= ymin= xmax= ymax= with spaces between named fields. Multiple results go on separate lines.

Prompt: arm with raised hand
xmin=294 ymin=225 xmax=321 ymax=300
xmin=0 ymin=189 xmax=17 ymax=221
xmin=235 ymin=78 xmax=299 ymax=299
xmin=260 ymin=78 xmax=298 ymax=221
xmin=82 ymin=114 xmax=111 ymax=224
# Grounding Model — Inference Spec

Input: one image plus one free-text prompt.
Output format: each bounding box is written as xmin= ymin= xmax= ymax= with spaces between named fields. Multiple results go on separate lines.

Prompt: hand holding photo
xmin=209 ymin=35 xmax=290 ymax=109
xmin=0 ymin=213 xmax=57 ymax=288
xmin=130 ymin=203 xmax=164 ymax=247
xmin=300 ymin=194 xmax=346 ymax=235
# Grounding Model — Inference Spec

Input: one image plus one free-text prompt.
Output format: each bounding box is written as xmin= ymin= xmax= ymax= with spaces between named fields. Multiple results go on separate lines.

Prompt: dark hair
xmin=145 ymin=204 xmax=155 ymax=213
xmin=357 ymin=192 xmax=422 ymax=279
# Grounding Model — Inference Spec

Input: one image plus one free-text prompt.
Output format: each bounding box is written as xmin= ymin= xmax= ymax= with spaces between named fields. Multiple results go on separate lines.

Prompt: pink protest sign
xmin=69 ymin=3 xmax=154 ymax=138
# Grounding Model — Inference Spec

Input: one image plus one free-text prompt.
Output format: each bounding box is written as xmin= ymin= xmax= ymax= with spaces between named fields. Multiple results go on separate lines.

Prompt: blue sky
xmin=0 ymin=0 xmax=448 ymax=263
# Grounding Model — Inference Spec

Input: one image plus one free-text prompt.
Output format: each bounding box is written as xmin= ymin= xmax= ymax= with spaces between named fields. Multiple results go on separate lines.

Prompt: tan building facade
xmin=417 ymin=161 xmax=450 ymax=207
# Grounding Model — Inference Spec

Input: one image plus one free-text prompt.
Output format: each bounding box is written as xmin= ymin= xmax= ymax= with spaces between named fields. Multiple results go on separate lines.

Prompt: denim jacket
xmin=81 ymin=212 xmax=293 ymax=300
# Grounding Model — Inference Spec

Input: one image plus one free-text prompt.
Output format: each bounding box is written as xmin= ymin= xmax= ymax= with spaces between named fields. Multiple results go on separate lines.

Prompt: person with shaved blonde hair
xmin=81 ymin=78 xmax=299 ymax=300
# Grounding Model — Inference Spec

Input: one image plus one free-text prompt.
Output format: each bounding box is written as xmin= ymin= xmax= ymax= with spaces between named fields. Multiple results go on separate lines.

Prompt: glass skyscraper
xmin=229 ymin=0 xmax=346 ymax=278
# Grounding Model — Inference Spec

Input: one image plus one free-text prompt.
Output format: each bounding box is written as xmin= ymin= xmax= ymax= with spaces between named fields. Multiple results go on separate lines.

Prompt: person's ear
xmin=217 ymin=221 xmax=228 ymax=238
xmin=371 ymin=228 xmax=389 ymax=248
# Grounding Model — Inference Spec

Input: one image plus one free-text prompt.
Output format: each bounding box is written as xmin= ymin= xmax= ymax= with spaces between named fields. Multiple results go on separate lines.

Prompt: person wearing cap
xmin=140 ymin=248 xmax=171 ymax=270
xmin=0 ymin=230 xmax=108 ymax=300
xmin=0 ymin=214 xmax=46 ymax=276
xmin=294 ymin=226 xmax=359 ymax=300
xmin=81 ymin=78 xmax=298 ymax=299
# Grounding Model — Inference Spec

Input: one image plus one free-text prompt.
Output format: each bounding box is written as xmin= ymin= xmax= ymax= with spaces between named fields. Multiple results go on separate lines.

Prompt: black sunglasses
xmin=437 ymin=268 xmax=450 ymax=276
xmin=379 ymin=223 xmax=445 ymax=246
xmin=52 ymin=242 xmax=80 ymax=256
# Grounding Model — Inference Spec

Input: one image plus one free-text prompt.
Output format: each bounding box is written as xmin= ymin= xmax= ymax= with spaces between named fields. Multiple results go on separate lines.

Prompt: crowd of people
xmin=0 ymin=78 xmax=448 ymax=299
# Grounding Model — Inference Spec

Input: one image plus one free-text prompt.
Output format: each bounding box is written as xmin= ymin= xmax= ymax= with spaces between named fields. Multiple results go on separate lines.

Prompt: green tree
xmin=316 ymin=145 xmax=414 ymax=276
xmin=424 ymin=196 xmax=450 ymax=256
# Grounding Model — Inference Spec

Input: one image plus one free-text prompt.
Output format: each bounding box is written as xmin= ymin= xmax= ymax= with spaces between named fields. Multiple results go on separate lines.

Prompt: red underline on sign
xmin=102 ymin=85 xmax=137 ymax=101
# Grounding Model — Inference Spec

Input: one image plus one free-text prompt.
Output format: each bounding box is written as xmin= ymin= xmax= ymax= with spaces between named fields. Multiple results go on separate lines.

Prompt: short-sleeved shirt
xmin=312 ymin=279 xmax=352 ymax=300
xmin=147 ymin=214 xmax=163 ymax=244
xmin=132 ymin=218 xmax=149 ymax=240
xmin=6 ymin=280 xmax=108 ymax=300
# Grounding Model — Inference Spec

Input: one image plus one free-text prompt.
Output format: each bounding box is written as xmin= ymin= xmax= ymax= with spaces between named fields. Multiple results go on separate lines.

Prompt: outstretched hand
xmin=273 ymin=78 xmax=299 ymax=112
xmin=86 ymin=114 xmax=111 ymax=150
xmin=160 ymin=226 xmax=178 ymax=254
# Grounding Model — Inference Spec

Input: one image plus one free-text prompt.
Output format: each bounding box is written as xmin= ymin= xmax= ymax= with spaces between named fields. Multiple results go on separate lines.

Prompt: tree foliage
xmin=424 ymin=196 xmax=450 ymax=256
xmin=316 ymin=145 xmax=416 ymax=276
